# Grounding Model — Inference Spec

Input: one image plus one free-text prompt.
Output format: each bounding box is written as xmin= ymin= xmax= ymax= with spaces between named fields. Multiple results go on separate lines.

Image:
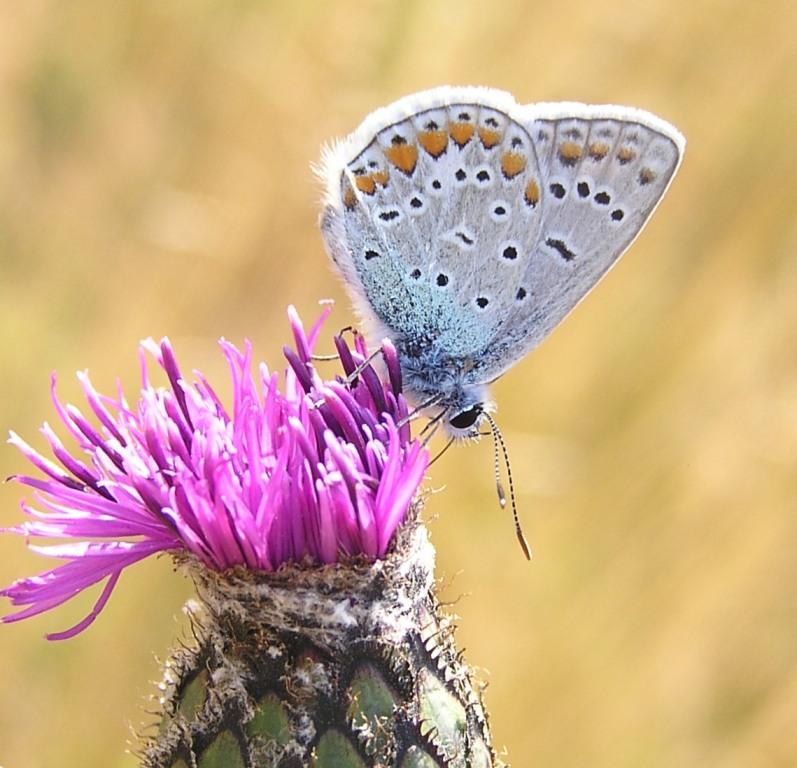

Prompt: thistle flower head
xmin=2 ymin=306 xmax=428 ymax=639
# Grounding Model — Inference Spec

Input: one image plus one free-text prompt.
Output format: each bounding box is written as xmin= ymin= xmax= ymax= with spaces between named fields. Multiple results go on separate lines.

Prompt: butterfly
xmin=318 ymin=86 xmax=684 ymax=443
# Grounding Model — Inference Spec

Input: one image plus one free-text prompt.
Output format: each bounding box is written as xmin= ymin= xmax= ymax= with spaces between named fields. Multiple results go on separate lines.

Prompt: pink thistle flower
xmin=1 ymin=306 xmax=428 ymax=640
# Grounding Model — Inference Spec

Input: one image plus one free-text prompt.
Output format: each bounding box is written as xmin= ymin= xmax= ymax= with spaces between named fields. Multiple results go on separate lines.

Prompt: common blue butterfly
xmin=319 ymin=86 xmax=684 ymax=440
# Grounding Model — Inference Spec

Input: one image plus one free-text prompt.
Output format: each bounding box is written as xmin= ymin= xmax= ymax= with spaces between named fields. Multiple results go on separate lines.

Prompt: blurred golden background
xmin=1 ymin=2 xmax=796 ymax=766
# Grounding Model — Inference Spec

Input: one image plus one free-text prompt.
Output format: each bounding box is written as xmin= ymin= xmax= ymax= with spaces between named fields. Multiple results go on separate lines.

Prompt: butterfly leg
xmin=397 ymin=392 xmax=446 ymax=428
xmin=420 ymin=409 xmax=449 ymax=447
xmin=428 ymin=436 xmax=456 ymax=466
xmin=344 ymin=348 xmax=384 ymax=385
xmin=309 ymin=327 xmax=359 ymax=362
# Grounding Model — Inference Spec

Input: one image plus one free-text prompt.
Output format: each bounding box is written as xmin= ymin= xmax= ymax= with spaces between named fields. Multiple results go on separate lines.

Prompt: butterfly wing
xmin=319 ymin=87 xmax=547 ymax=361
xmin=319 ymin=87 xmax=684 ymax=384
xmin=465 ymin=102 xmax=685 ymax=384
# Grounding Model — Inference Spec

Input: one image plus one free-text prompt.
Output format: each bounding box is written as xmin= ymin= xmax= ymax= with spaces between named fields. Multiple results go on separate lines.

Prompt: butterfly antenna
xmin=483 ymin=411 xmax=531 ymax=561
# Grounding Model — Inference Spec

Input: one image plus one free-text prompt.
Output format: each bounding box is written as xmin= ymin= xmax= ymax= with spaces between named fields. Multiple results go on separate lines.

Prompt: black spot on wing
xmin=545 ymin=238 xmax=577 ymax=262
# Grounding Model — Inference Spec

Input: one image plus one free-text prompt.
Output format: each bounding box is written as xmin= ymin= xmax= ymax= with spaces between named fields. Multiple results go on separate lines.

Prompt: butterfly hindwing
xmin=321 ymin=88 xmax=547 ymax=361
xmin=466 ymin=104 xmax=684 ymax=382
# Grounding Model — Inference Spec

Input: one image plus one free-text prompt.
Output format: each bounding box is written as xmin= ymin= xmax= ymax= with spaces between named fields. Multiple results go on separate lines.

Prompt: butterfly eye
xmin=448 ymin=405 xmax=483 ymax=430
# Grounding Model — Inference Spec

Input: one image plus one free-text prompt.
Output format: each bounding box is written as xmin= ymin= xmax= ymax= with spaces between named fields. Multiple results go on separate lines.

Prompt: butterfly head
xmin=438 ymin=385 xmax=493 ymax=440
xmin=401 ymin=359 xmax=493 ymax=440
xmin=446 ymin=403 xmax=484 ymax=439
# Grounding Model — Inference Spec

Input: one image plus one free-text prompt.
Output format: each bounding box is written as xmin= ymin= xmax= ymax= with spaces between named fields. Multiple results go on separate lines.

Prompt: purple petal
xmin=2 ymin=306 xmax=429 ymax=638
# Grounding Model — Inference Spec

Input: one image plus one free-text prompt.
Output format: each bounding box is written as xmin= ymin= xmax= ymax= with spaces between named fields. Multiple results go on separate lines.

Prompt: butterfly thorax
xmin=397 ymin=344 xmax=492 ymax=438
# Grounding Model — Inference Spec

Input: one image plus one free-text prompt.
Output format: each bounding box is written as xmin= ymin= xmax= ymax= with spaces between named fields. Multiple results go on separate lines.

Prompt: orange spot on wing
xmin=355 ymin=175 xmax=377 ymax=195
xmin=385 ymin=143 xmax=418 ymax=175
xmin=372 ymin=169 xmax=390 ymax=187
xmin=524 ymin=179 xmax=540 ymax=207
xmin=638 ymin=167 xmax=656 ymax=185
xmin=342 ymin=181 xmax=357 ymax=210
xmin=450 ymin=122 xmax=474 ymax=147
xmin=353 ymin=168 xmax=389 ymax=195
xmin=558 ymin=141 xmax=582 ymax=165
xmin=478 ymin=127 xmax=501 ymax=149
xmin=500 ymin=152 xmax=527 ymax=179
xmin=617 ymin=146 xmax=636 ymax=164
xmin=587 ymin=141 xmax=610 ymax=160
xmin=418 ymin=130 xmax=448 ymax=158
